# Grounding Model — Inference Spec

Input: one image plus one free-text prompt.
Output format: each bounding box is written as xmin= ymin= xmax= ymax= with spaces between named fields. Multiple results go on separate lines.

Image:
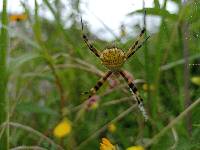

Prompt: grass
xmin=0 ymin=0 xmax=200 ymax=149
xmin=0 ymin=0 xmax=9 ymax=149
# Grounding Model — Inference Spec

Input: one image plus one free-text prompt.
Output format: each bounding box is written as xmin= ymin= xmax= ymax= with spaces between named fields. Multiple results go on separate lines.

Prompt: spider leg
xmin=119 ymin=70 xmax=148 ymax=121
xmin=86 ymin=71 xmax=112 ymax=98
xmin=81 ymin=18 xmax=101 ymax=58
xmin=126 ymin=28 xmax=149 ymax=59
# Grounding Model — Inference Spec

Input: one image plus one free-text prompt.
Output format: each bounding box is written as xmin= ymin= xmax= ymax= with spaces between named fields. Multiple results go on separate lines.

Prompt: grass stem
xmin=0 ymin=0 xmax=9 ymax=149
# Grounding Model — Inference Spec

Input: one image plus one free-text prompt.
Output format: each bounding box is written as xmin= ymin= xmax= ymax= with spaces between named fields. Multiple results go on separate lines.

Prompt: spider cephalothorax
xmin=81 ymin=18 xmax=149 ymax=121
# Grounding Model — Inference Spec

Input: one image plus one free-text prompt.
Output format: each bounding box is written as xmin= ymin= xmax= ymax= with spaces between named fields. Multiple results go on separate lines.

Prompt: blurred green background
xmin=0 ymin=0 xmax=200 ymax=149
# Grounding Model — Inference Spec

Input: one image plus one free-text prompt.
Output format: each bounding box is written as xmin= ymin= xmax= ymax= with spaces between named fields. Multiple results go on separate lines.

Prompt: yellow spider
xmin=81 ymin=18 xmax=149 ymax=121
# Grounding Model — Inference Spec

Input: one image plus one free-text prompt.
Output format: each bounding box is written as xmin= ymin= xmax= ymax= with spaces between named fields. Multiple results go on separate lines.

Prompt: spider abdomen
xmin=100 ymin=48 xmax=126 ymax=71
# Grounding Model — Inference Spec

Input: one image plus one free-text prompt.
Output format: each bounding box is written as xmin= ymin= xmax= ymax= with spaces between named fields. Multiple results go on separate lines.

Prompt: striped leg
xmin=75 ymin=71 xmax=112 ymax=122
xmin=119 ymin=70 xmax=148 ymax=121
xmin=126 ymin=28 xmax=149 ymax=59
xmin=86 ymin=71 xmax=112 ymax=98
xmin=81 ymin=18 xmax=101 ymax=58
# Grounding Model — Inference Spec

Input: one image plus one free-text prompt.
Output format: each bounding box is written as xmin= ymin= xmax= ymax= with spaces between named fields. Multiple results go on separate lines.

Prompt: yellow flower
xmin=126 ymin=145 xmax=145 ymax=150
xmin=9 ymin=14 xmax=27 ymax=22
xmin=108 ymin=123 xmax=116 ymax=133
xmin=142 ymin=84 xmax=148 ymax=91
xmin=53 ymin=118 xmax=71 ymax=138
xmin=142 ymin=84 xmax=155 ymax=91
xmin=90 ymin=102 xmax=99 ymax=110
xmin=100 ymin=138 xmax=116 ymax=150
xmin=191 ymin=76 xmax=200 ymax=86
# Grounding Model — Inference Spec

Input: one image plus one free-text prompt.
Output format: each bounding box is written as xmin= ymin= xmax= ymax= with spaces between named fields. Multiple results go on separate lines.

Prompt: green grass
xmin=0 ymin=0 xmax=9 ymax=149
xmin=0 ymin=0 xmax=200 ymax=149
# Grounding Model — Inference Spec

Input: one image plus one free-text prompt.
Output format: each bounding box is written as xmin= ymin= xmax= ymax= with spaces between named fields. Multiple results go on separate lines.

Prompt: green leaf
xmin=0 ymin=0 xmax=8 ymax=149
xmin=128 ymin=8 xmax=178 ymax=20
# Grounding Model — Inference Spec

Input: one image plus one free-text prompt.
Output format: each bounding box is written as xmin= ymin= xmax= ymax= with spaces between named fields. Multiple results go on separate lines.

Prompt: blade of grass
xmin=0 ymin=0 xmax=9 ymax=149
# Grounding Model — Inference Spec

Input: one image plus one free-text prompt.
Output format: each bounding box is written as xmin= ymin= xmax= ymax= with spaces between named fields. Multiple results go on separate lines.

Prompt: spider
xmin=81 ymin=18 xmax=150 ymax=121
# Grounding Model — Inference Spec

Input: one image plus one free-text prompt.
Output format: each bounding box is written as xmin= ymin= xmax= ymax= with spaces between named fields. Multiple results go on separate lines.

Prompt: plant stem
xmin=0 ymin=0 xmax=9 ymax=149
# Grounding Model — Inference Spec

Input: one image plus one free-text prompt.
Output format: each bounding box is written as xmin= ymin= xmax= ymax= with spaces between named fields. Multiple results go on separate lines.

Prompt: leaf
xmin=127 ymin=8 xmax=178 ymax=21
xmin=0 ymin=0 xmax=8 ymax=148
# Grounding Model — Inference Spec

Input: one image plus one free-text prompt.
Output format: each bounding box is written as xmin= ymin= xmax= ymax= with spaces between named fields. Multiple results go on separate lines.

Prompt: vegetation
xmin=0 ymin=0 xmax=200 ymax=149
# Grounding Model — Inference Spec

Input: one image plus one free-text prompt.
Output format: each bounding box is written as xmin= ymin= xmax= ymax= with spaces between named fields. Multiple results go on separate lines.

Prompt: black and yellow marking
xmin=100 ymin=48 xmax=126 ymax=70
xmin=80 ymin=17 xmax=148 ymax=120
xmin=82 ymin=34 xmax=101 ymax=57
xmin=81 ymin=18 xmax=101 ymax=58
xmin=88 ymin=71 xmax=112 ymax=98
xmin=126 ymin=28 xmax=147 ymax=59
xmin=119 ymin=71 xmax=148 ymax=120
xmin=119 ymin=71 xmax=143 ymax=104
xmin=128 ymin=82 xmax=137 ymax=93
xmin=127 ymin=35 xmax=150 ymax=59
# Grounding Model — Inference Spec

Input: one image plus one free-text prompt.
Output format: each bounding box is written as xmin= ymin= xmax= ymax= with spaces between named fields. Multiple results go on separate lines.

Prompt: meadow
xmin=0 ymin=0 xmax=200 ymax=150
